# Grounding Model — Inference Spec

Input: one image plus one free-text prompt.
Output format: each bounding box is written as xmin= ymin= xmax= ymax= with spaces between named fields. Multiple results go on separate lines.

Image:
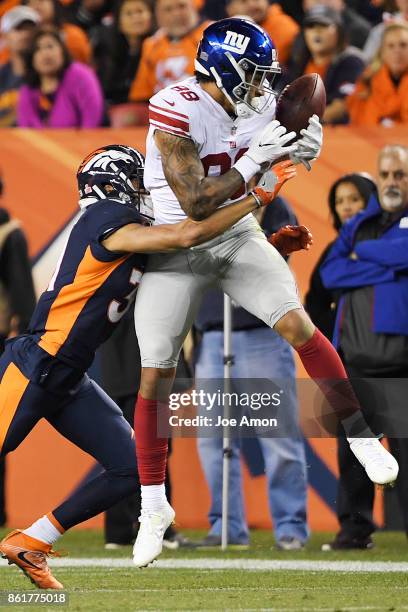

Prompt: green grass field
xmin=0 ymin=529 xmax=407 ymax=611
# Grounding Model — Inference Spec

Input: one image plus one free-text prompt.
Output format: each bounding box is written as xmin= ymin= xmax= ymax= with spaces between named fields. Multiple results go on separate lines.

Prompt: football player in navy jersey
xmin=0 ymin=145 xmax=305 ymax=588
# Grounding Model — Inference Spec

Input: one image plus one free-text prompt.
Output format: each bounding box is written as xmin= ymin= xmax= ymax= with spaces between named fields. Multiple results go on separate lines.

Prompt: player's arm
xmin=103 ymin=193 xmax=259 ymax=254
xmin=155 ymin=131 xmax=243 ymax=221
xmin=154 ymin=122 xmax=297 ymax=221
xmin=103 ymin=160 xmax=297 ymax=254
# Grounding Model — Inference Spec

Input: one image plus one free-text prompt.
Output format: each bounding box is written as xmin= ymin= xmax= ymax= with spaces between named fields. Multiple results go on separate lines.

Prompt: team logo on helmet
xmin=222 ymin=31 xmax=251 ymax=55
xmin=79 ymin=149 xmax=136 ymax=175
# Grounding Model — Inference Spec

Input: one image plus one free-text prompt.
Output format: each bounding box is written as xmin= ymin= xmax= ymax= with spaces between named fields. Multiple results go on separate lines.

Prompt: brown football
xmin=275 ymin=73 xmax=326 ymax=136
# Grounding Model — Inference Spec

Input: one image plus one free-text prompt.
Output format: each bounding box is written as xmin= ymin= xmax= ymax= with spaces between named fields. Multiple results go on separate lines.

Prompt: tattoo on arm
xmin=155 ymin=130 xmax=244 ymax=221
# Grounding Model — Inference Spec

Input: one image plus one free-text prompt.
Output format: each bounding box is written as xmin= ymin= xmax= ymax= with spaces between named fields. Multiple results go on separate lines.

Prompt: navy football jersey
xmin=29 ymin=200 xmax=147 ymax=371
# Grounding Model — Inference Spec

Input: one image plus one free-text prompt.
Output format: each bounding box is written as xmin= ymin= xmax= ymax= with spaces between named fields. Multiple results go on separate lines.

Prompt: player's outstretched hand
xmin=290 ymin=114 xmax=323 ymax=171
xmin=269 ymin=225 xmax=313 ymax=257
xmin=245 ymin=120 xmax=298 ymax=167
xmin=253 ymin=160 xmax=297 ymax=206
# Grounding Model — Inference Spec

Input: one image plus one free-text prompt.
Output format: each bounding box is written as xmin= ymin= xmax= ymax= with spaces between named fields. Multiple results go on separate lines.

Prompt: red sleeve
xmin=148 ymin=93 xmax=191 ymax=139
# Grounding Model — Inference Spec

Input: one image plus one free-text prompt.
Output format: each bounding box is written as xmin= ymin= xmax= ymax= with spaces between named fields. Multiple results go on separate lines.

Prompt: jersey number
xmin=171 ymin=85 xmax=200 ymax=102
xmin=107 ymin=268 xmax=142 ymax=323
xmin=201 ymin=148 xmax=248 ymax=199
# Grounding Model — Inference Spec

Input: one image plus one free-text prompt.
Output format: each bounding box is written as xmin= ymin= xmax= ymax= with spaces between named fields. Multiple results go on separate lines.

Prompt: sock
xmin=134 ymin=393 xmax=169 ymax=486
xmin=23 ymin=513 xmax=64 ymax=545
xmin=342 ymin=411 xmax=374 ymax=439
xmin=296 ymin=328 xmax=373 ymax=435
xmin=141 ymin=484 xmax=167 ymax=512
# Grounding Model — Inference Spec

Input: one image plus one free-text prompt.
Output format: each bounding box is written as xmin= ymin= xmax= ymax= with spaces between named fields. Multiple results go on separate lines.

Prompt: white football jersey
xmin=144 ymin=77 xmax=276 ymax=225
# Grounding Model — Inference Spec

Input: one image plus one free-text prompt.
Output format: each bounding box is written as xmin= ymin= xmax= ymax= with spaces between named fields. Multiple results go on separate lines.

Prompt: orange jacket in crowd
xmin=61 ymin=22 xmax=91 ymax=64
xmin=347 ymin=64 xmax=408 ymax=126
xmin=0 ymin=0 xmax=19 ymax=18
xmin=259 ymin=4 xmax=299 ymax=66
xmin=0 ymin=22 xmax=91 ymax=66
xmin=129 ymin=20 xmax=210 ymax=102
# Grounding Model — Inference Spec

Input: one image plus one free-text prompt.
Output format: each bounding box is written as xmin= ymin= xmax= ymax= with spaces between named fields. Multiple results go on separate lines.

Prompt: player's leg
xmin=133 ymin=251 xmax=211 ymax=566
xmin=134 ymin=251 xmax=206 ymax=494
xmin=46 ymin=377 xmax=139 ymax=529
xmin=0 ymin=368 xmax=43 ymax=456
xmin=2 ymin=376 xmax=140 ymax=588
xmin=0 ymin=352 xmax=67 ymax=589
xmin=219 ymin=223 xmax=399 ymax=485
xmin=104 ymin=395 xmax=141 ymax=547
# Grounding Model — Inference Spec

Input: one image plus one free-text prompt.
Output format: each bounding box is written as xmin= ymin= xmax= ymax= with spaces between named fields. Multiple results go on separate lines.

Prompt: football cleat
xmin=348 ymin=437 xmax=399 ymax=485
xmin=133 ymin=502 xmax=175 ymax=568
xmin=0 ymin=530 xmax=63 ymax=589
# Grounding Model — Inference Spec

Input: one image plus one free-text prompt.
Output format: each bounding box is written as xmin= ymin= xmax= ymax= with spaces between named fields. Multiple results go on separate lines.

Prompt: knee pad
xmin=139 ymin=335 xmax=181 ymax=369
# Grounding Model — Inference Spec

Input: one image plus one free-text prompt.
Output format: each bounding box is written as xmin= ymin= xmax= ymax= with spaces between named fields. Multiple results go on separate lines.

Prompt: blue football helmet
xmin=195 ymin=18 xmax=281 ymax=116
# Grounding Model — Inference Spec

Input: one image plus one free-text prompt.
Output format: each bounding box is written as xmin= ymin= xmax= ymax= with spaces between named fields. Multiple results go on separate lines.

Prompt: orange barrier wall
xmin=1 ymin=127 xmax=407 ymax=532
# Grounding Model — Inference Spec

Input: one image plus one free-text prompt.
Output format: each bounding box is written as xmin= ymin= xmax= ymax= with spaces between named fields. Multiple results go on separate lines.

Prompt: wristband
xmin=249 ymin=190 xmax=263 ymax=208
xmin=233 ymin=155 xmax=261 ymax=183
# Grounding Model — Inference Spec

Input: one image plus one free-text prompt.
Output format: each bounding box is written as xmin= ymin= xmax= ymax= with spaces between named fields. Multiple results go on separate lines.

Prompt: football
xmin=275 ymin=73 xmax=326 ymax=136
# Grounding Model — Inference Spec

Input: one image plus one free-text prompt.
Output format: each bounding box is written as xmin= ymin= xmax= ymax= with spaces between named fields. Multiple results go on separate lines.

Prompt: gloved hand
xmin=252 ymin=160 xmax=297 ymax=206
xmin=269 ymin=225 xmax=313 ymax=257
xmin=244 ymin=120 xmax=297 ymax=166
xmin=290 ymin=114 xmax=323 ymax=171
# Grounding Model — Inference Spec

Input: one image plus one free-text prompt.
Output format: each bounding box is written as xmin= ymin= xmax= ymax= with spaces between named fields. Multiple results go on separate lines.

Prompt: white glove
xmin=245 ymin=120 xmax=297 ymax=166
xmin=290 ymin=114 xmax=323 ymax=171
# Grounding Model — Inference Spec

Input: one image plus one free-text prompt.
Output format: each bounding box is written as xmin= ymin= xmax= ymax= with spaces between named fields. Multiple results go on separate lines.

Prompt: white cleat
xmin=132 ymin=502 xmax=175 ymax=568
xmin=348 ymin=437 xmax=399 ymax=485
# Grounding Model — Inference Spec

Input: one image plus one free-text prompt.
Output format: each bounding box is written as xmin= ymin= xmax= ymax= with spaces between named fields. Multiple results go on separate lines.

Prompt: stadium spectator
xmin=363 ymin=0 xmax=408 ymax=62
xmin=201 ymin=0 xmax=227 ymax=20
xmin=0 ymin=172 xmax=37 ymax=527
xmin=65 ymin=0 xmax=113 ymax=33
xmin=195 ymin=198 xmax=309 ymax=551
xmin=305 ymin=173 xmax=376 ymax=340
xmin=0 ymin=1 xmax=20 ymax=19
xmin=285 ymin=5 xmax=365 ymax=124
xmin=0 ymin=180 xmax=36 ymax=352
xmin=0 ymin=6 xmax=39 ymax=126
xmin=225 ymin=0 xmax=299 ymax=65
xmin=271 ymin=0 xmax=304 ymax=24
xmin=302 ymin=0 xmax=371 ymax=48
xmin=347 ymin=22 xmax=408 ymax=126
xmin=17 ymin=28 xmax=104 ymax=127
xmin=320 ymin=144 xmax=408 ymax=549
xmin=0 ymin=2 xmax=31 ymax=65
xmin=273 ymin=0 xmax=383 ymax=30
xmin=346 ymin=0 xmax=387 ymax=25
xmin=128 ymin=0 xmax=210 ymax=102
xmin=91 ymin=0 xmax=154 ymax=105
xmin=23 ymin=0 xmax=92 ymax=64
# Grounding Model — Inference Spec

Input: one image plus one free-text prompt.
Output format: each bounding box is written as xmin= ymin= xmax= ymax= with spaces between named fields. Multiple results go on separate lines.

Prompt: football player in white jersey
xmin=132 ymin=18 xmax=399 ymax=567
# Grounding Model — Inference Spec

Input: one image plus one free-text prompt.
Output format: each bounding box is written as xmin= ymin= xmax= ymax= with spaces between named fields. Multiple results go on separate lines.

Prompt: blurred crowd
xmin=1 ymin=0 xmax=408 ymax=128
